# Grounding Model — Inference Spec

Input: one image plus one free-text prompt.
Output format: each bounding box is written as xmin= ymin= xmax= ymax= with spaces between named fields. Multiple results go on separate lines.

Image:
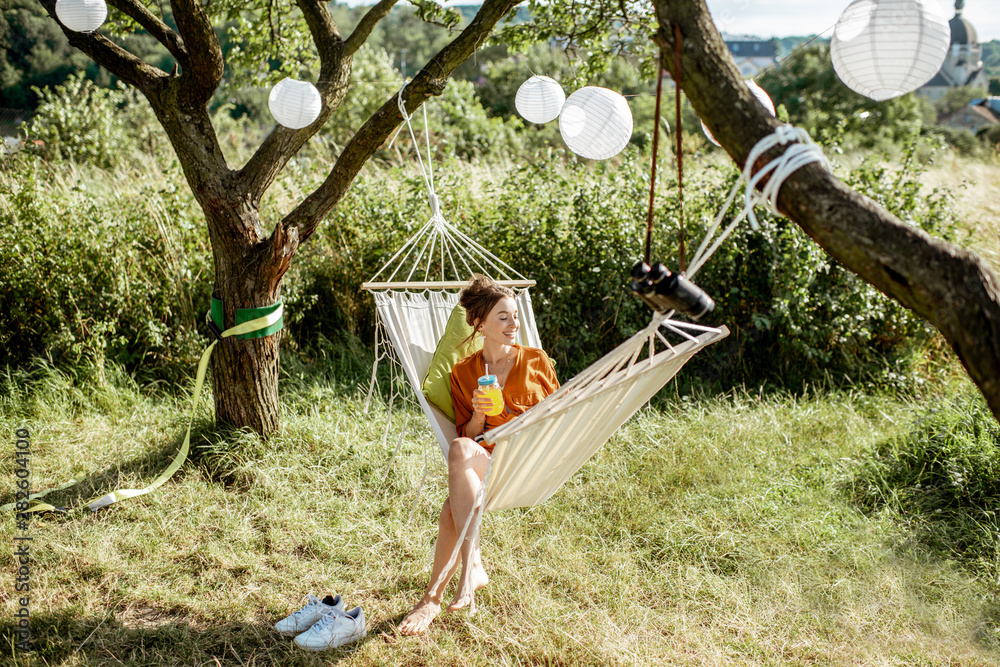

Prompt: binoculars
xmin=630 ymin=261 xmax=715 ymax=321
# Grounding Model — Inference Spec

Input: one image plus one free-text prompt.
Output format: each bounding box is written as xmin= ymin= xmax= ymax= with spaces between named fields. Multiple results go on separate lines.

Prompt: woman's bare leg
xmin=398 ymin=438 xmax=490 ymax=635
xmin=445 ymin=439 xmax=490 ymax=612
xmin=397 ymin=500 xmax=456 ymax=635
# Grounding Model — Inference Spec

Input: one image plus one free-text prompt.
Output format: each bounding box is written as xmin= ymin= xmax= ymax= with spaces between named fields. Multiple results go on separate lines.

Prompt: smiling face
xmin=476 ymin=296 xmax=519 ymax=347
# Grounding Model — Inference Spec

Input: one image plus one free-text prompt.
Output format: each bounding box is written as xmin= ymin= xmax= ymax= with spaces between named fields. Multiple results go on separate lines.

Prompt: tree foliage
xmin=0 ymin=0 xmax=93 ymax=108
xmin=498 ymin=0 xmax=658 ymax=82
xmin=933 ymin=84 xmax=990 ymax=116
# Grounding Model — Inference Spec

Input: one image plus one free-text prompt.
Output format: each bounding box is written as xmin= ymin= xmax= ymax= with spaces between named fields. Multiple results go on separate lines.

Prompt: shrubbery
xmin=0 ymin=135 xmax=964 ymax=392
xmin=26 ymin=73 xmax=162 ymax=168
xmin=848 ymin=391 xmax=1000 ymax=578
xmin=278 ymin=143 xmax=958 ymax=389
xmin=0 ymin=155 xmax=211 ymax=384
xmin=1 ymin=56 xmax=976 ymax=395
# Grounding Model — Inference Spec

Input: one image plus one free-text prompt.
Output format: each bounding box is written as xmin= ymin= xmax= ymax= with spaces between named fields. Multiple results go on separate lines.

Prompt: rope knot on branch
xmin=744 ymin=124 xmax=831 ymax=229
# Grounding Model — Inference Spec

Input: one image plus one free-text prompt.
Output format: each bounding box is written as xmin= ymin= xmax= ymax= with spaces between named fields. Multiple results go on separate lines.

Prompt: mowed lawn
xmin=2 ymin=361 xmax=998 ymax=666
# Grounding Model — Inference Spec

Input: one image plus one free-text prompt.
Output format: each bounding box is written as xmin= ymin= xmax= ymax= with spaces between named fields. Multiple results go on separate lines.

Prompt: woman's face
xmin=477 ymin=296 xmax=519 ymax=347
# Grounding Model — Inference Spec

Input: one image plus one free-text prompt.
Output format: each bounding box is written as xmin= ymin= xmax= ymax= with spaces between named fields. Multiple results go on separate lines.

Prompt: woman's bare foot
xmin=446 ymin=561 xmax=489 ymax=612
xmin=398 ymin=599 xmax=441 ymax=636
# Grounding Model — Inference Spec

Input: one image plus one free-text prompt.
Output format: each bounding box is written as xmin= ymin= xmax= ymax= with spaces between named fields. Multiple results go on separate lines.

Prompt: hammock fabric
xmin=365 ymin=92 xmax=825 ymax=522
xmin=362 ymin=211 xmax=728 ymax=512
xmin=363 ymin=100 xmax=829 ymax=609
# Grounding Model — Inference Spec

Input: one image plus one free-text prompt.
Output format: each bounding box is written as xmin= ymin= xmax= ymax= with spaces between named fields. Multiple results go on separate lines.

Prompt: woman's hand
xmin=471 ymin=387 xmax=494 ymax=421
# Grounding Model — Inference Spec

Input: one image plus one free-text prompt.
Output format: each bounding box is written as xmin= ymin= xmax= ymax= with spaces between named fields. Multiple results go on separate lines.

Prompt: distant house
xmin=660 ymin=35 xmax=777 ymax=87
xmin=723 ymin=36 xmax=778 ymax=79
xmin=970 ymin=97 xmax=1000 ymax=117
xmin=938 ymin=98 xmax=1000 ymax=133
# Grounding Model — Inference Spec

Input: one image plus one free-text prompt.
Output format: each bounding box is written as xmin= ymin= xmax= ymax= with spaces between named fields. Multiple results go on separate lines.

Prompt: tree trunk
xmin=211 ymin=325 xmax=282 ymax=435
xmin=203 ymin=194 xmax=286 ymax=436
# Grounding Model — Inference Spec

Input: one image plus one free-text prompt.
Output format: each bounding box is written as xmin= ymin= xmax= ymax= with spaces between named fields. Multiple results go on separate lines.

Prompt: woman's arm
xmin=462 ymin=410 xmax=487 ymax=439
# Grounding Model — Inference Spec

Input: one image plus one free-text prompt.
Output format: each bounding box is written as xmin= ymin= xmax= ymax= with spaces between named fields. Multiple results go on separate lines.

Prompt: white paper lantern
xmin=268 ymin=78 xmax=322 ymax=130
xmin=701 ymin=80 xmax=776 ymax=147
xmin=55 ymin=0 xmax=107 ymax=33
xmin=559 ymin=87 xmax=633 ymax=160
xmin=515 ymin=75 xmax=566 ymax=124
xmin=831 ymin=0 xmax=950 ymax=101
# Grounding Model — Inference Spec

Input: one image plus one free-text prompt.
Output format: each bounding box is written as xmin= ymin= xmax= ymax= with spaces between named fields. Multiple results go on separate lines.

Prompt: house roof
xmin=940 ymin=104 xmax=1000 ymax=126
xmin=971 ymin=97 xmax=1000 ymax=116
xmin=923 ymin=72 xmax=953 ymax=87
xmin=725 ymin=40 xmax=776 ymax=58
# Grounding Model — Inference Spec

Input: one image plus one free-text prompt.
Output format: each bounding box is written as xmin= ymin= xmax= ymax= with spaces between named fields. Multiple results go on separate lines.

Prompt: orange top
xmin=451 ymin=344 xmax=560 ymax=450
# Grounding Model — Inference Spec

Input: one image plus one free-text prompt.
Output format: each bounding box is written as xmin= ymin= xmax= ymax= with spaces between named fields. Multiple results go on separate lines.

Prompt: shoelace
xmin=293 ymin=595 xmax=323 ymax=618
xmin=311 ymin=607 xmax=344 ymax=631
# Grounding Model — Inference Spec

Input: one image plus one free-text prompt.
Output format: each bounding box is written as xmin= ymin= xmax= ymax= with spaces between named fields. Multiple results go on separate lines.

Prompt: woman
xmin=398 ymin=275 xmax=560 ymax=636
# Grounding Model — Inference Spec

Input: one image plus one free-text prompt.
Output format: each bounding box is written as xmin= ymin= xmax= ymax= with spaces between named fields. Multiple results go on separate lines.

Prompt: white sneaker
xmin=274 ymin=594 xmax=344 ymax=637
xmin=293 ymin=605 xmax=366 ymax=651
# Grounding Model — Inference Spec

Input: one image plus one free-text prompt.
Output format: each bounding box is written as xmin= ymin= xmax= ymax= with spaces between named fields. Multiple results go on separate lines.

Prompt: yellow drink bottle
xmin=478 ymin=375 xmax=505 ymax=417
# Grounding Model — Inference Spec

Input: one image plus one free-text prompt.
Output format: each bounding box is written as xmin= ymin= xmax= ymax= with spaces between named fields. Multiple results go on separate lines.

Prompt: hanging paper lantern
xmin=701 ymin=80 xmax=775 ymax=147
xmin=831 ymin=0 xmax=950 ymax=101
xmin=515 ymin=75 xmax=566 ymax=124
xmin=55 ymin=0 xmax=107 ymax=33
xmin=559 ymin=86 xmax=633 ymax=160
xmin=268 ymin=78 xmax=322 ymax=130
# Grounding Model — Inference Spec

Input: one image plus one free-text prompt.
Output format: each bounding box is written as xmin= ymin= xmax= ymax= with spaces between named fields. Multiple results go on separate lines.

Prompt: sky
xmin=705 ymin=0 xmax=999 ymax=42
xmin=337 ymin=0 xmax=1000 ymax=43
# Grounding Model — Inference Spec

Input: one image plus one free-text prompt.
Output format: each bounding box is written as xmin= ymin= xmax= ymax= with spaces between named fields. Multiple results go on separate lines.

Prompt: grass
xmin=2 ymin=148 xmax=999 ymax=664
xmin=921 ymin=155 xmax=1000 ymax=272
xmin=1 ymin=360 xmax=998 ymax=666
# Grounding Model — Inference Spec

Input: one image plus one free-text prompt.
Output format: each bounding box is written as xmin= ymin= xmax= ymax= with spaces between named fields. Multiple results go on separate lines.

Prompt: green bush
xmin=847 ymin=391 xmax=1000 ymax=577
xmin=415 ymin=147 xmax=956 ymax=388
xmin=434 ymin=79 xmax=524 ymax=160
xmin=931 ymin=125 xmax=987 ymax=157
xmin=0 ymin=156 xmax=211 ymax=383
xmin=0 ymin=132 xmax=965 ymax=394
xmin=26 ymin=73 xmax=160 ymax=168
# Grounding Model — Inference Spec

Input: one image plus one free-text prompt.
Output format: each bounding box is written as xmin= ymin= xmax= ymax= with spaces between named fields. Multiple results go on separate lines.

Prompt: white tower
xmin=919 ymin=0 xmax=988 ymax=100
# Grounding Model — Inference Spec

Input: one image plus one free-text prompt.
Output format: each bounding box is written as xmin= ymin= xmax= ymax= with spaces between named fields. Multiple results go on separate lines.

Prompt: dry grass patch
xmin=921 ymin=155 xmax=1000 ymax=271
xmin=1 ymin=367 xmax=998 ymax=665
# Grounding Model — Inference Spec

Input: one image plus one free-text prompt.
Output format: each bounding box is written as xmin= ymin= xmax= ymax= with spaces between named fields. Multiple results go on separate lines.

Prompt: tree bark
xmin=653 ymin=0 xmax=1000 ymax=421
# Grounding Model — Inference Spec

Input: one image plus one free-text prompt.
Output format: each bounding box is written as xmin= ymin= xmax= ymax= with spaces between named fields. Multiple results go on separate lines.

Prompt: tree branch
xmin=236 ymin=0 xmax=350 ymax=204
xmin=652 ymin=0 xmax=1000 ymax=421
xmin=168 ymin=0 xmax=223 ymax=104
xmin=276 ymin=0 xmax=520 ymax=257
xmin=106 ymin=0 xmax=187 ymax=65
xmin=38 ymin=0 xmax=168 ymax=92
xmin=344 ymin=0 xmax=401 ymax=56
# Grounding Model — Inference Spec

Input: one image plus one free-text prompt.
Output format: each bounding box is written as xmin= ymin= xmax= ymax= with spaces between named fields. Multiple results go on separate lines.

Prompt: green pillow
xmin=422 ymin=303 xmax=482 ymax=422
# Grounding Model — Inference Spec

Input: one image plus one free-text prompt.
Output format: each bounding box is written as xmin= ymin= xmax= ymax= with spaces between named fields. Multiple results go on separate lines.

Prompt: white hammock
xmin=362 ymin=213 xmax=728 ymax=512
xmin=362 ymin=85 xmax=732 ymax=512
xmin=362 ymin=101 xmax=825 ymax=605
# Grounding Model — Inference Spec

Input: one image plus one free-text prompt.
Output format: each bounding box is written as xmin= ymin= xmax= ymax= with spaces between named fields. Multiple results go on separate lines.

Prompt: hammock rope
xmin=644 ymin=46 xmax=665 ymax=266
xmin=687 ymin=124 xmax=829 ymax=278
xmin=673 ymin=24 xmax=686 ymax=272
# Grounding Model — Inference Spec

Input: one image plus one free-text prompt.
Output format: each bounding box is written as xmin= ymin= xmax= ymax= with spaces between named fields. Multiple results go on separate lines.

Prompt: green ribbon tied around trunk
xmin=2 ymin=300 xmax=283 ymax=514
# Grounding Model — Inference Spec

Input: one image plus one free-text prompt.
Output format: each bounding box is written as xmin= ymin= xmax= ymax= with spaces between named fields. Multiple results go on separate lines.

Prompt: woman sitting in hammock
xmin=398 ymin=275 xmax=560 ymax=636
